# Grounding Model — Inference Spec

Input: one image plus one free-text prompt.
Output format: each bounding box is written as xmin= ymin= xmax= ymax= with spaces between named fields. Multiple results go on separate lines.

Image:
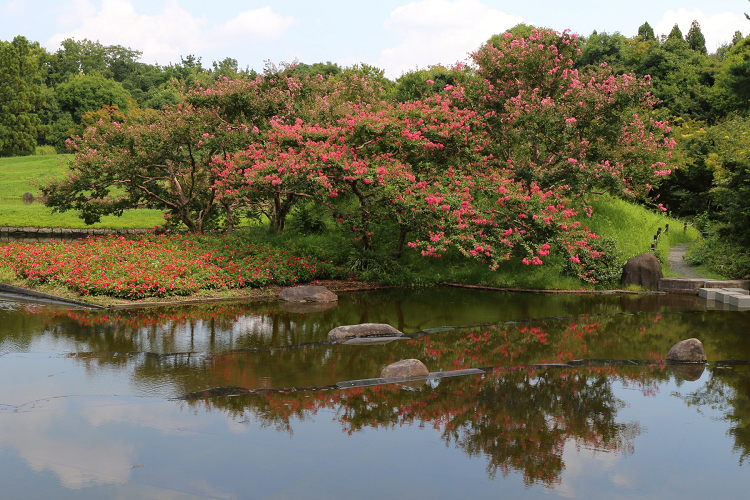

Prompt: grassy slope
xmin=255 ymin=195 xmax=702 ymax=290
xmin=0 ymin=154 xmax=165 ymax=229
xmin=585 ymin=195 xmax=701 ymax=275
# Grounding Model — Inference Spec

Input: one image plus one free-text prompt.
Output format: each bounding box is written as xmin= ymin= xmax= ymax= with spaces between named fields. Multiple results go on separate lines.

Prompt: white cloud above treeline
xmin=375 ymin=0 xmax=524 ymax=77
xmin=653 ymin=8 xmax=747 ymax=51
xmin=46 ymin=0 xmax=297 ymax=64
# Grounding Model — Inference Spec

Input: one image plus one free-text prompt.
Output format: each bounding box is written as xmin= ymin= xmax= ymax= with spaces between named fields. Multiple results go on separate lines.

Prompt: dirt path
xmin=668 ymin=243 xmax=704 ymax=279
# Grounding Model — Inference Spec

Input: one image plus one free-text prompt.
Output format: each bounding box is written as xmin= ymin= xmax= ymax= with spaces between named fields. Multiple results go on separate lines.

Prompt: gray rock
xmin=666 ymin=338 xmax=707 ymax=363
xmin=22 ymin=192 xmax=34 ymax=204
xmin=621 ymin=253 xmax=663 ymax=290
xmin=278 ymin=285 xmax=337 ymax=303
xmin=327 ymin=323 xmax=402 ymax=342
xmin=381 ymin=359 xmax=429 ymax=379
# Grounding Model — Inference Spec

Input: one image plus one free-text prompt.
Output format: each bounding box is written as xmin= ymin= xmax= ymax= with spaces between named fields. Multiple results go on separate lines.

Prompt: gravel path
xmin=668 ymin=243 xmax=704 ymax=279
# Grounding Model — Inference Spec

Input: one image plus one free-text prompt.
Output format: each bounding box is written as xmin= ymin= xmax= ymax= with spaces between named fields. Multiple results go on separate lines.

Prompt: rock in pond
xmin=327 ymin=323 xmax=403 ymax=342
xmin=666 ymin=338 xmax=707 ymax=363
xmin=381 ymin=359 xmax=429 ymax=379
xmin=621 ymin=253 xmax=663 ymax=290
xmin=278 ymin=285 xmax=337 ymax=303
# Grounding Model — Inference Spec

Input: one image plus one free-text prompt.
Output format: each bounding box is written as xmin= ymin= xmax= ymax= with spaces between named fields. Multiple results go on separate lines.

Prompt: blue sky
xmin=2 ymin=0 xmax=749 ymax=78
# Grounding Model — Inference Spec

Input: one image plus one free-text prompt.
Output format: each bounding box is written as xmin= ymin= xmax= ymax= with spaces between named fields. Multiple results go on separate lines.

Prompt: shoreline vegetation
xmin=7 ymin=24 xmax=748 ymax=304
xmin=0 ymin=180 xmax=705 ymax=308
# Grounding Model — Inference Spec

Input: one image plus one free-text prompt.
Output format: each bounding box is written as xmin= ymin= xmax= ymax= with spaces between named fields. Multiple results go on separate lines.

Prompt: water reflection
xmin=2 ymin=290 xmax=750 ymax=498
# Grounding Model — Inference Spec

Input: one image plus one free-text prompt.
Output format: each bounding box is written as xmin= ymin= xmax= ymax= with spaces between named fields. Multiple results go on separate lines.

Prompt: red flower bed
xmin=0 ymin=234 xmax=345 ymax=299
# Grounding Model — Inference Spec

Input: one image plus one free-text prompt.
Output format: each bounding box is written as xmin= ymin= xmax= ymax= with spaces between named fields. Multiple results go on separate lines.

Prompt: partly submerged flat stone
xmin=278 ymin=285 xmax=337 ymax=303
xmin=715 ymin=290 xmax=744 ymax=304
xmin=343 ymin=336 xmax=406 ymax=345
xmin=328 ymin=323 xmax=402 ymax=342
xmin=728 ymin=294 xmax=750 ymax=308
xmin=381 ymin=359 xmax=429 ymax=379
xmin=666 ymin=338 xmax=707 ymax=363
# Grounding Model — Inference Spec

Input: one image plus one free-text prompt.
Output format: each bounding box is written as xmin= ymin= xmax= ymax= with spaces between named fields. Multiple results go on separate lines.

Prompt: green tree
xmin=55 ymin=73 xmax=132 ymax=123
xmin=577 ymin=31 xmax=626 ymax=69
xmin=637 ymin=22 xmax=656 ymax=41
xmin=667 ymin=24 xmax=685 ymax=45
xmin=0 ymin=36 xmax=45 ymax=156
xmin=685 ymin=20 xmax=708 ymax=55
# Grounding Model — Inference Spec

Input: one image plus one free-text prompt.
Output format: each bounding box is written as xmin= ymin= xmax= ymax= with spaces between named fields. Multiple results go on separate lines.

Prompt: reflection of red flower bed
xmin=0 ymin=234 xmax=345 ymax=298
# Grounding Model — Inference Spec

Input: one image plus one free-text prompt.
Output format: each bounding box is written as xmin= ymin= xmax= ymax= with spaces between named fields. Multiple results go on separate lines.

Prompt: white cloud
xmin=46 ymin=0 xmax=297 ymax=65
xmin=653 ymin=8 xmax=748 ymax=52
xmin=376 ymin=0 xmax=524 ymax=78
xmin=216 ymin=6 xmax=297 ymax=39
xmin=5 ymin=0 xmax=25 ymax=15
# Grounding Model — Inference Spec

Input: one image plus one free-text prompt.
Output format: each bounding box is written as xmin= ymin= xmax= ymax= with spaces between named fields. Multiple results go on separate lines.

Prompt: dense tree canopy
xmin=0 ymin=36 xmax=44 ymax=156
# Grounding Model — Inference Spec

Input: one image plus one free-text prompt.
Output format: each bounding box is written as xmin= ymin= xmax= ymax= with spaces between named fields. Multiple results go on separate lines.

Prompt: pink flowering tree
xmin=469 ymin=28 xmax=675 ymax=199
xmin=213 ymin=93 xmax=599 ymax=271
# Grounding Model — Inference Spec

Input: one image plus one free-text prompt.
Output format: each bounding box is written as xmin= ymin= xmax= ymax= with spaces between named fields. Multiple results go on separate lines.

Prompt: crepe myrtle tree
xmin=468 ymin=28 xmax=675 ymax=200
xmin=41 ymin=102 xmax=250 ymax=233
xmin=212 ymin=94 xmax=601 ymax=275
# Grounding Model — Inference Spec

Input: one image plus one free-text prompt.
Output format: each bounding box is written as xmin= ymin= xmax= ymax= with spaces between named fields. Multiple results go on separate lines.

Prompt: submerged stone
xmin=381 ymin=359 xmax=429 ymax=379
xmin=278 ymin=285 xmax=337 ymax=303
xmin=327 ymin=323 xmax=402 ymax=342
xmin=343 ymin=336 xmax=406 ymax=345
xmin=666 ymin=338 xmax=707 ymax=363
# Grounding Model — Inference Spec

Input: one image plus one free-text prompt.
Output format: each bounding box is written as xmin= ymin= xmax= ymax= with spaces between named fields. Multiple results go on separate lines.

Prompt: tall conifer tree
xmin=0 ymin=36 xmax=44 ymax=156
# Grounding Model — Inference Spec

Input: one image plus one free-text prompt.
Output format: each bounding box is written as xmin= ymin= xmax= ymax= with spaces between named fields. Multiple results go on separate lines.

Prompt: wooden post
xmin=683 ymin=221 xmax=688 ymax=234
xmin=665 ymin=224 xmax=669 ymax=233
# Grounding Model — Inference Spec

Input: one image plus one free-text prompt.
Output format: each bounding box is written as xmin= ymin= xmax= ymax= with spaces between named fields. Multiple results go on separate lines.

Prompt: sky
xmin=2 ymin=0 xmax=749 ymax=78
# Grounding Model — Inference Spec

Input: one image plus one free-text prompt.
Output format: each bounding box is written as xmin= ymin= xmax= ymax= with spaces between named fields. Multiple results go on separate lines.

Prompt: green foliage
xmin=577 ymin=31 xmax=626 ymax=69
xmin=704 ymin=116 xmax=750 ymax=246
xmin=637 ymin=22 xmax=656 ymax=41
xmin=564 ymin=237 xmax=623 ymax=284
xmin=289 ymin=201 xmax=328 ymax=235
xmin=685 ymin=20 xmax=708 ymax=55
xmin=686 ymin=235 xmax=750 ymax=279
xmin=55 ymin=73 xmax=132 ymax=123
xmin=654 ymin=120 xmax=715 ymax=216
xmin=392 ymin=65 xmax=460 ymax=102
xmin=0 ymin=36 xmax=45 ymax=156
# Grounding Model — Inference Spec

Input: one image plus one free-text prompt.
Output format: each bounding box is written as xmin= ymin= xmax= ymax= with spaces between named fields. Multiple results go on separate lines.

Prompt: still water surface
xmin=1 ymin=287 xmax=749 ymax=498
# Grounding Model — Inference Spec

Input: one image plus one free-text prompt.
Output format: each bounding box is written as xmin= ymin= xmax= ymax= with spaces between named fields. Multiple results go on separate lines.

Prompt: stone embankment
xmin=0 ymin=226 xmax=150 ymax=238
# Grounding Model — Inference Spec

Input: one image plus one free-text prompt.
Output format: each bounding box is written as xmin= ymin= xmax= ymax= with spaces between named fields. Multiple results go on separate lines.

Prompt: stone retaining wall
xmin=0 ymin=226 xmax=151 ymax=238
xmin=659 ymin=278 xmax=750 ymax=295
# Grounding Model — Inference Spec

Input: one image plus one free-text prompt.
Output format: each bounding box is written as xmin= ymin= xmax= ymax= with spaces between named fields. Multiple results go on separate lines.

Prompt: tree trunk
xmin=395 ymin=226 xmax=410 ymax=257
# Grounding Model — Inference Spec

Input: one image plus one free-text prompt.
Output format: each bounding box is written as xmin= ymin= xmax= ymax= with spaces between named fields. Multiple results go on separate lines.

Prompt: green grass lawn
xmin=0 ymin=154 xmax=71 ymax=197
xmin=0 ymin=154 xmax=165 ymax=229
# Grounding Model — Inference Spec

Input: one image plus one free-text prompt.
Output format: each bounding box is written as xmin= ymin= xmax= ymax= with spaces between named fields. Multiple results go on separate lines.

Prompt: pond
xmin=1 ymin=287 xmax=750 ymax=499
